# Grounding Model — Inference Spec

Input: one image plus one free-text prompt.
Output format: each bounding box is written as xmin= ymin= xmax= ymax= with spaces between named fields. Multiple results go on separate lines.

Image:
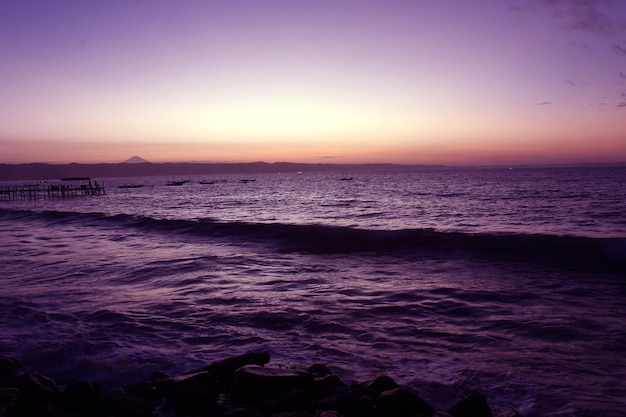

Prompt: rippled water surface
xmin=1 ymin=167 xmax=625 ymax=416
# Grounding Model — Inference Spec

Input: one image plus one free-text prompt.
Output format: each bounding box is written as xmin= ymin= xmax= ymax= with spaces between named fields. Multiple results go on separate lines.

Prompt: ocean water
xmin=1 ymin=167 xmax=625 ymax=416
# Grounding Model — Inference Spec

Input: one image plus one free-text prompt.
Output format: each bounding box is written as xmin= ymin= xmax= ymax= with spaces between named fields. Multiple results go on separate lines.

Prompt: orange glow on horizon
xmin=2 ymin=131 xmax=625 ymax=166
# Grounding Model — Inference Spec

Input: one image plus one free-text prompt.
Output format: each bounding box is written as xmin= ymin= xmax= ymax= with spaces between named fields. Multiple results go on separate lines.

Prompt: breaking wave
xmin=2 ymin=207 xmax=624 ymax=270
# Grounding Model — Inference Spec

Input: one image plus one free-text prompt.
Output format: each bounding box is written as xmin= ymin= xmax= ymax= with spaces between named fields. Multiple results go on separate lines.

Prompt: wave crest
xmin=1 ymin=207 xmax=624 ymax=270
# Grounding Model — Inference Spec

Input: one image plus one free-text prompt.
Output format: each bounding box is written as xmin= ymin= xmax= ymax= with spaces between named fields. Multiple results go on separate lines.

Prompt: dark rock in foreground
xmin=0 ymin=351 xmax=522 ymax=417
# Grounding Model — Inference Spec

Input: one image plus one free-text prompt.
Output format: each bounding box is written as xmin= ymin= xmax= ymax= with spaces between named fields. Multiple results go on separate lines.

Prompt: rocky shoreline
xmin=1 ymin=351 xmax=521 ymax=417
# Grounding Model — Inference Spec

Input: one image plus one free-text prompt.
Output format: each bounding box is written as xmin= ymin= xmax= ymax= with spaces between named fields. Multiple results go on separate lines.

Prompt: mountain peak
xmin=122 ymin=156 xmax=150 ymax=164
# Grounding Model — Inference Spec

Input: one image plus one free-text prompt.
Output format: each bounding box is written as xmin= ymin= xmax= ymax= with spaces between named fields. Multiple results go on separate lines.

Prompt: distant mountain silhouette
xmin=0 ymin=161 xmax=623 ymax=182
xmin=122 ymin=156 xmax=150 ymax=164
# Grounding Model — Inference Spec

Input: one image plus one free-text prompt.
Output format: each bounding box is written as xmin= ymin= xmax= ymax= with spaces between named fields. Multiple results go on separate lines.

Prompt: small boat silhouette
xmin=166 ymin=179 xmax=190 ymax=186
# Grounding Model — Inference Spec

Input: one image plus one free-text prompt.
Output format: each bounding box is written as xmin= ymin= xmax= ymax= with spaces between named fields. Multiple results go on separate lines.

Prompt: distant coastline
xmin=0 ymin=161 xmax=625 ymax=181
xmin=0 ymin=162 xmax=445 ymax=181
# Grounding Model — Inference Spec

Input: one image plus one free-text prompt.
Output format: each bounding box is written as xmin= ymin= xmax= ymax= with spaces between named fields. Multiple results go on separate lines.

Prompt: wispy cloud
xmin=512 ymin=0 xmax=621 ymax=36
xmin=559 ymin=3 xmax=614 ymax=35
xmin=565 ymin=79 xmax=577 ymax=86
xmin=617 ymin=102 xmax=626 ymax=108
xmin=536 ymin=101 xmax=553 ymax=105
xmin=612 ymin=44 xmax=626 ymax=55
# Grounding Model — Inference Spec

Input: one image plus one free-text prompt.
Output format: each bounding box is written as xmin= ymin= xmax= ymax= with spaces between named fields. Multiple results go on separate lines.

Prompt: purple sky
xmin=1 ymin=0 xmax=625 ymax=164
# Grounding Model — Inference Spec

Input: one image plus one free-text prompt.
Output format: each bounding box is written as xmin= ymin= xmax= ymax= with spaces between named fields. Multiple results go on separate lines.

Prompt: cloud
xmin=617 ymin=102 xmax=626 ymax=108
xmin=612 ymin=44 xmax=626 ymax=55
xmin=536 ymin=101 xmax=553 ymax=105
xmin=511 ymin=0 xmax=625 ymax=36
xmin=620 ymin=72 xmax=626 ymax=80
xmin=539 ymin=0 xmax=617 ymax=36
xmin=565 ymin=79 xmax=577 ymax=86
xmin=566 ymin=10 xmax=613 ymax=35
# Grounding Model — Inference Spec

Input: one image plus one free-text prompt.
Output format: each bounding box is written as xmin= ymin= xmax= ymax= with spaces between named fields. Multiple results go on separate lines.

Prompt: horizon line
xmin=2 ymin=160 xmax=626 ymax=169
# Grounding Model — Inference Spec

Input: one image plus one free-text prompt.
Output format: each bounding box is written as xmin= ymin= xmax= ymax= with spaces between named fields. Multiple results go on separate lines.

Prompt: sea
xmin=1 ymin=166 xmax=625 ymax=417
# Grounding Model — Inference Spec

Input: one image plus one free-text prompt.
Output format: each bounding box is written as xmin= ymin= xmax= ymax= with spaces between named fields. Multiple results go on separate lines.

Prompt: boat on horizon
xmin=166 ymin=179 xmax=190 ymax=186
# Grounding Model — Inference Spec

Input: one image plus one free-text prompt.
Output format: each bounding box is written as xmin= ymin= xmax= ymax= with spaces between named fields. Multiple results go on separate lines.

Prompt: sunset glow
xmin=1 ymin=0 xmax=625 ymax=165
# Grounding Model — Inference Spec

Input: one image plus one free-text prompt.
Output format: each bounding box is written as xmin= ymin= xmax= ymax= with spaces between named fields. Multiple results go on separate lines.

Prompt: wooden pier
xmin=0 ymin=177 xmax=106 ymax=201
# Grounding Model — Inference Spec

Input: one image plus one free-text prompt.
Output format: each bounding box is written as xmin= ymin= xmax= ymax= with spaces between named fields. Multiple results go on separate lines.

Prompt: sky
xmin=1 ymin=0 xmax=625 ymax=165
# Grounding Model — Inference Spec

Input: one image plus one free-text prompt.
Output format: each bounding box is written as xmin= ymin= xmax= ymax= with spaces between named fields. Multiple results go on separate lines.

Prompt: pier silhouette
xmin=0 ymin=177 xmax=106 ymax=201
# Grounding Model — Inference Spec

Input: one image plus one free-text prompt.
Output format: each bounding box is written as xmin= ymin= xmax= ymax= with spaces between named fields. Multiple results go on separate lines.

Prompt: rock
xmin=316 ymin=386 xmax=376 ymax=417
xmin=198 ymin=350 xmax=271 ymax=387
xmin=376 ymin=387 xmax=435 ymax=417
xmin=219 ymin=392 xmax=259 ymax=417
xmin=101 ymin=387 xmax=154 ymax=417
xmin=307 ymin=364 xmax=334 ymax=380
xmin=496 ymin=411 xmax=523 ymax=417
xmin=0 ymin=354 xmax=21 ymax=386
xmin=222 ymin=403 xmax=265 ymax=417
xmin=157 ymin=370 xmax=215 ymax=396
xmin=17 ymin=371 xmax=61 ymax=405
xmin=232 ymin=365 xmax=316 ymax=414
xmin=125 ymin=371 xmax=170 ymax=401
xmin=312 ymin=374 xmax=347 ymax=394
xmin=358 ymin=375 xmax=398 ymax=395
xmin=314 ymin=411 xmax=343 ymax=417
xmin=0 ymin=387 xmax=19 ymax=415
xmin=159 ymin=371 xmax=219 ymax=417
xmin=0 ymin=352 xmax=524 ymax=416
xmin=22 ymin=403 xmax=71 ymax=417
xmin=306 ymin=364 xmax=346 ymax=393
xmin=233 ymin=365 xmax=314 ymax=396
xmin=61 ymin=380 xmax=102 ymax=411
xmin=271 ymin=411 xmax=312 ymax=417
xmin=449 ymin=390 xmax=492 ymax=417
